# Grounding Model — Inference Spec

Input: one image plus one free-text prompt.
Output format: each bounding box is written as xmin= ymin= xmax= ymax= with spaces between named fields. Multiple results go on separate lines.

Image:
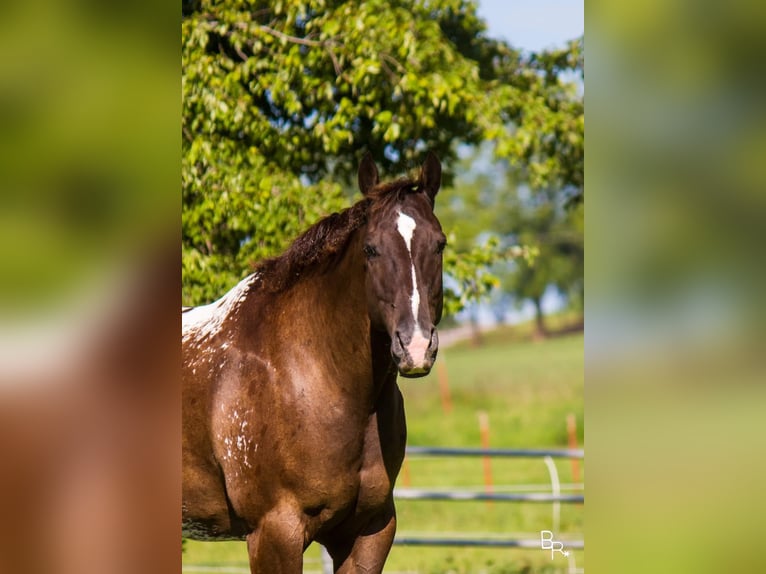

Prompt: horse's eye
xmin=436 ymin=240 xmax=447 ymax=254
xmin=364 ymin=244 xmax=379 ymax=258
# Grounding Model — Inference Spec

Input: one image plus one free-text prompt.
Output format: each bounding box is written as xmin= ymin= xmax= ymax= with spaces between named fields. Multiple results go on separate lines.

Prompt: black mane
xmin=254 ymin=176 xmax=423 ymax=293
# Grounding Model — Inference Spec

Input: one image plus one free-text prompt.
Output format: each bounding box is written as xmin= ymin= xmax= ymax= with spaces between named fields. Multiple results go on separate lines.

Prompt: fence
xmin=395 ymin=445 xmax=583 ymax=542
xmin=320 ymin=445 xmax=585 ymax=574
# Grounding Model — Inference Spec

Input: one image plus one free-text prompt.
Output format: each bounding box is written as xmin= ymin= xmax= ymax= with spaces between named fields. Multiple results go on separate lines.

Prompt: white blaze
xmin=396 ymin=211 xmax=419 ymax=320
xmin=397 ymin=211 xmax=429 ymax=363
xmin=397 ymin=211 xmax=416 ymax=252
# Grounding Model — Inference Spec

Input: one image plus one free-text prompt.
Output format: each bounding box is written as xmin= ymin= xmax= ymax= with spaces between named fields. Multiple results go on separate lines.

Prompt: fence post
xmin=542 ymin=456 xmax=561 ymax=534
xmin=401 ymin=455 xmax=412 ymax=487
xmin=566 ymin=414 xmax=581 ymax=483
xmin=478 ymin=411 xmax=494 ymax=506
xmin=436 ymin=358 xmax=453 ymax=415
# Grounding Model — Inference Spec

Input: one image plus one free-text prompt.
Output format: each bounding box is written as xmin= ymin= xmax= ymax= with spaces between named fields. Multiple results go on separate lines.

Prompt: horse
xmin=182 ymin=152 xmax=445 ymax=573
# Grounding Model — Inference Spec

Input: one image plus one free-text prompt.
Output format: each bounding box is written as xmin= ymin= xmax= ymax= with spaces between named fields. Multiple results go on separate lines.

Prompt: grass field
xmin=183 ymin=322 xmax=584 ymax=573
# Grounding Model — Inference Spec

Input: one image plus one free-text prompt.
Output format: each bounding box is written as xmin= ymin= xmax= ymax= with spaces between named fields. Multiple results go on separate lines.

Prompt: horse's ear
xmin=358 ymin=152 xmax=379 ymax=197
xmin=420 ymin=152 xmax=442 ymax=201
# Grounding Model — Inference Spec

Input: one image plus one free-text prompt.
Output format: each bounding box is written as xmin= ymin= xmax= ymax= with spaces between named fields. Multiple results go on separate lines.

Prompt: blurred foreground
xmin=588 ymin=1 xmax=766 ymax=572
xmin=2 ymin=0 xmax=766 ymax=572
xmin=0 ymin=1 xmax=179 ymax=572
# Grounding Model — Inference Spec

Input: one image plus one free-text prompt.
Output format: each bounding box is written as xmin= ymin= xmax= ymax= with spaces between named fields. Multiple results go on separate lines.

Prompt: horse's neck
xmin=300 ymin=229 xmax=368 ymax=332
xmin=286 ymin=228 xmax=395 ymax=403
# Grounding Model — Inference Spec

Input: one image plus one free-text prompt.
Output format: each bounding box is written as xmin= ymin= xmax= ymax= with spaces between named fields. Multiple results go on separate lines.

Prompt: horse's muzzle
xmin=392 ymin=327 xmax=439 ymax=378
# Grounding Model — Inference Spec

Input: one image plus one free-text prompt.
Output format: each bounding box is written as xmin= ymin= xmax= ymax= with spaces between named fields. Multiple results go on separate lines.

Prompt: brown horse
xmin=182 ymin=153 xmax=445 ymax=572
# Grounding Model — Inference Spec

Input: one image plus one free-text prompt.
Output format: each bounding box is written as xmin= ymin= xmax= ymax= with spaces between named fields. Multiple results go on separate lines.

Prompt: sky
xmin=476 ymin=0 xmax=584 ymax=52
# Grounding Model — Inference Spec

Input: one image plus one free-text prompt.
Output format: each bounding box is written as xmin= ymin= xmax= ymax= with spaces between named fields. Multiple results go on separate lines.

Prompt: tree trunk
xmin=469 ymin=304 xmax=483 ymax=347
xmin=532 ymin=296 xmax=547 ymax=341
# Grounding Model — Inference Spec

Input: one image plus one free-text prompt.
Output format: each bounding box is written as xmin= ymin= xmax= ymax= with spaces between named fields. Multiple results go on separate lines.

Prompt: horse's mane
xmin=254 ymin=176 xmax=423 ymax=293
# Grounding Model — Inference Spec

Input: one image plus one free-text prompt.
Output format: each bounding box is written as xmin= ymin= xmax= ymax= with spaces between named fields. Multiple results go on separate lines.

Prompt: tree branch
xmin=257 ymin=25 xmax=324 ymax=47
xmin=256 ymin=25 xmax=342 ymax=75
xmin=379 ymin=52 xmax=406 ymax=73
xmin=203 ymin=17 xmax=344 ymax=75
xmin=326 ymin=46 xmax=341 ymax=76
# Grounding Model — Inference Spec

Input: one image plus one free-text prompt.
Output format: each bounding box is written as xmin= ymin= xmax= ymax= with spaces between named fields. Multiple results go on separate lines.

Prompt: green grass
xmin=183 ymin=328 xmax=583 ymax=573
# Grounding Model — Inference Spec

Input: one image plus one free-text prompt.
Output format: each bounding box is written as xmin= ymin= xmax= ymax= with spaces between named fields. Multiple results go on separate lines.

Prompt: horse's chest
xmin=355 ymin=453 xmax=392 ymax=513
xmin=285 ymin=413 xmax=395 ymax=519
xmin=353 ymin=409 xmax=400 ymax=514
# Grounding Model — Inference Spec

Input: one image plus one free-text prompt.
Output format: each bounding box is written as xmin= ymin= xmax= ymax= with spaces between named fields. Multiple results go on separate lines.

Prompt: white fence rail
xmin=375 ymin=446 xmax=585 ymax=573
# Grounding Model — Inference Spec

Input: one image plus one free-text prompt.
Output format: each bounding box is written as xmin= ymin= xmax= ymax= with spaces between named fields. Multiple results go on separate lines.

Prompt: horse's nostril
xmin=391 ymin=331 xmax=404 ymax=359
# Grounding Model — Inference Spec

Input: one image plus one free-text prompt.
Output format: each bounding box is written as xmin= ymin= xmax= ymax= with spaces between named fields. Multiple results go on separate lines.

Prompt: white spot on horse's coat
xmin=182 ymin=273 xmax=257 ymax=344
xmin=222 ymin=435 xmax=234 ymax=461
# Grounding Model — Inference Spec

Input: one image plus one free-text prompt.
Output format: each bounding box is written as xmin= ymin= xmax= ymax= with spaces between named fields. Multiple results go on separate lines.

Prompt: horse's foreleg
xmin=328 ymin=511 xmax=396 ymax=574
xmin=245 ymin=506 xmax=304 ymax=574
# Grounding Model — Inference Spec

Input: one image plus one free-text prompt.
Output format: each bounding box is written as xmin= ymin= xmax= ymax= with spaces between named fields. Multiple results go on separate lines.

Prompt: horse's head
xmin=358 ymin=153 xmax=446 ymax=378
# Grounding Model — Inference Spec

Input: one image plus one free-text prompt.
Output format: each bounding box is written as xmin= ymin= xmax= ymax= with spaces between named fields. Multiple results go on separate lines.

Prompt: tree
xmin=485 ymin=37 xmax=584 ymax=197
xmin=182 ymin=0 xmax=584 ymax=313
xmin=437 ymin=140 xmax=583 ymax=338
xmin=500 ymin=188 xmax=584 ymax=338
xmin=491 ymin=39 xmax=585 ymax=337
xmin=434 ymin=35 xmax=585 ymax=336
